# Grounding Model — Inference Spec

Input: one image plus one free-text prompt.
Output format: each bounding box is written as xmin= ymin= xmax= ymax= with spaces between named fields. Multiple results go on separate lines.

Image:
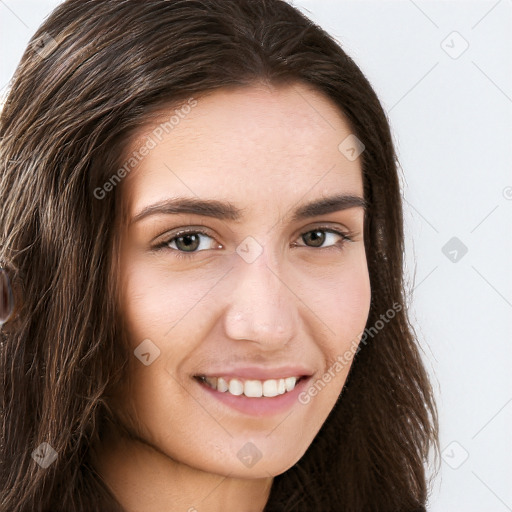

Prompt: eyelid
xmin=152 ymin=223 xmax=356 ymax=254
xmin=291 ymin=221 xmax=353 ymax=241
xmin=152 ymin=223 xmax=219 ymax=245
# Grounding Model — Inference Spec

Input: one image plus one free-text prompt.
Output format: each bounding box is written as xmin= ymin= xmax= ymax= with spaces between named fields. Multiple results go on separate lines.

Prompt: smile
xmin=195 ymin=375 xmax=304 ymax=397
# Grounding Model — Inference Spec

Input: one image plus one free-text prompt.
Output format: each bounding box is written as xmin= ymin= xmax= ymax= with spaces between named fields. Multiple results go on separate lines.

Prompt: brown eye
xmin=153 ymin=228 xmax=221 ymax=258
xmin=174 ymin=233 xmax=201 ymax=252
xmin=302 ymin=230 xmax=326 ymax=247
xmin=297 ymin=228 xmax=351 ymax=249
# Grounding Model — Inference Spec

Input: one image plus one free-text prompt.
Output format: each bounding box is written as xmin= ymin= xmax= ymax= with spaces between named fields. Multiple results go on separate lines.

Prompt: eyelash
xmin=152 ymin=225 xmax=353 ymax=260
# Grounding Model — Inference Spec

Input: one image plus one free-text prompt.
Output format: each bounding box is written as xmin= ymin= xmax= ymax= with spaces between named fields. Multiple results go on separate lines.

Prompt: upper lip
xmin=194 ymin=365 xmax=314 ymax=381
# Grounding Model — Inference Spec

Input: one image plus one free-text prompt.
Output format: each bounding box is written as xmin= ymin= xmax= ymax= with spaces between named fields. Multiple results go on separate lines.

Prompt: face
xmin=115 ymin=82 xmax=371 ymax=479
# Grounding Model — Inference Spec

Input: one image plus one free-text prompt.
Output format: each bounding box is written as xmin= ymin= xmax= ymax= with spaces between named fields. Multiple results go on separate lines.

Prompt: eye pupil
xmin=303 ymin=230 xmax=325 ymax=247
xmin=176 ymin=234 xmax=200 ymax=252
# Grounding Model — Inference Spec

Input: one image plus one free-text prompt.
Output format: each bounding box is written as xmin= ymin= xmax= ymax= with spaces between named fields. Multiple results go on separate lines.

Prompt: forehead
xmin=121 ymin=82 xmax=364 ymax=218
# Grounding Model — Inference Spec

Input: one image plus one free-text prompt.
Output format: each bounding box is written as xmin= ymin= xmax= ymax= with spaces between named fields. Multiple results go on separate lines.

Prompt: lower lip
xmin=195 ymin=377 xmax=311 ymax=417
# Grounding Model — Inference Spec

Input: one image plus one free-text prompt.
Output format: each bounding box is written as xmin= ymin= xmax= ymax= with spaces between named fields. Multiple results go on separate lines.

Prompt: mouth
xmin=193 ymin=372 xmax=312 ymax=416
xmin=193 ymin=374 xmax=309 ymax=398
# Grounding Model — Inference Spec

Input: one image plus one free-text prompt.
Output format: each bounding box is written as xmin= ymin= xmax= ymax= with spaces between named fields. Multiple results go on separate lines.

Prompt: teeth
xmin=263 ymin=379 xmax=278 ymax=397
xmin=244 ymin=380 xmax=263 ymax=397
xmin=217 ymin=377 xmax=229 ymax=392
xmin=285 ymin=377 xmax=296 ymax=392
xmin=198 ymin=375 xmax=300 ymax=397
xmin=228 ymin=378 xmax=244 ymax=396
xmin=204 ymin=376 xmax=217 ymax=389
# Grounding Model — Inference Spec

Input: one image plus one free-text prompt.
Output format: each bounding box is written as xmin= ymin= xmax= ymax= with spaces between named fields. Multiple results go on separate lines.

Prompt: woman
xmin=0 ymin=0 xmax=439 ymax=510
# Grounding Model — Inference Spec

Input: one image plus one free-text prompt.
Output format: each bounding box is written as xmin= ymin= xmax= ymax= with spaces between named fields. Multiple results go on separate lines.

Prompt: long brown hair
xmin=0 ymin=1 xmax=439 ymax=510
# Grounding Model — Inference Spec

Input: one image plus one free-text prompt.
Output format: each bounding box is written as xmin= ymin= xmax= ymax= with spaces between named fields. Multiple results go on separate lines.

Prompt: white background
xmin=1 ymin=1 xmax=511 ymax=510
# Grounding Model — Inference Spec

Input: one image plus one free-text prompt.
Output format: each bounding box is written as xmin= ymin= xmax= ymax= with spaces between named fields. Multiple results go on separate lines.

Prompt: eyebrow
xmin=130 ymin=193 xmax=367 ymax=226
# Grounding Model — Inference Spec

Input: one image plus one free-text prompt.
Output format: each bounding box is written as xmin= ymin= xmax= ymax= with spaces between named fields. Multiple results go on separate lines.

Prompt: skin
xmin=94 ymin=81 xmax=371 ymax=512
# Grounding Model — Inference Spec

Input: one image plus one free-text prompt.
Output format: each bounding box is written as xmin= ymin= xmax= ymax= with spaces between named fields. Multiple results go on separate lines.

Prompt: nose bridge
xmin=223 ymin=245 xmax=297 ymax=346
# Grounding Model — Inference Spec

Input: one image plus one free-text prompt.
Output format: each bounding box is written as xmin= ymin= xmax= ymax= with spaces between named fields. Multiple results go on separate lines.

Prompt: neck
xmin=91 ymin=428 xmax=274 ymax=512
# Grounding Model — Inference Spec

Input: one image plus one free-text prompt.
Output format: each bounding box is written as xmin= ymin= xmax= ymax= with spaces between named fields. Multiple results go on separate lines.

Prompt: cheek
xmin=292 ymin=252 xmax=370 ymax=403
xmin=288 ymin=264 xmax=371 ymax=464
xmin=330 ymin=271 xmax=371 ymax=374
xmin=120 ymin=255 xmax=222 ymax=348
xmin=333 ymin=269 xmax=371 ymax=342
xmin=299 ymin=250 xmax=371 ymax=349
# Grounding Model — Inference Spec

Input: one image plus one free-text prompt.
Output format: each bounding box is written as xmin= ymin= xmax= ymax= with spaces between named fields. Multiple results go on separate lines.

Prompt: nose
xmin=222 ymin=248 xmax=298 ymax=348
